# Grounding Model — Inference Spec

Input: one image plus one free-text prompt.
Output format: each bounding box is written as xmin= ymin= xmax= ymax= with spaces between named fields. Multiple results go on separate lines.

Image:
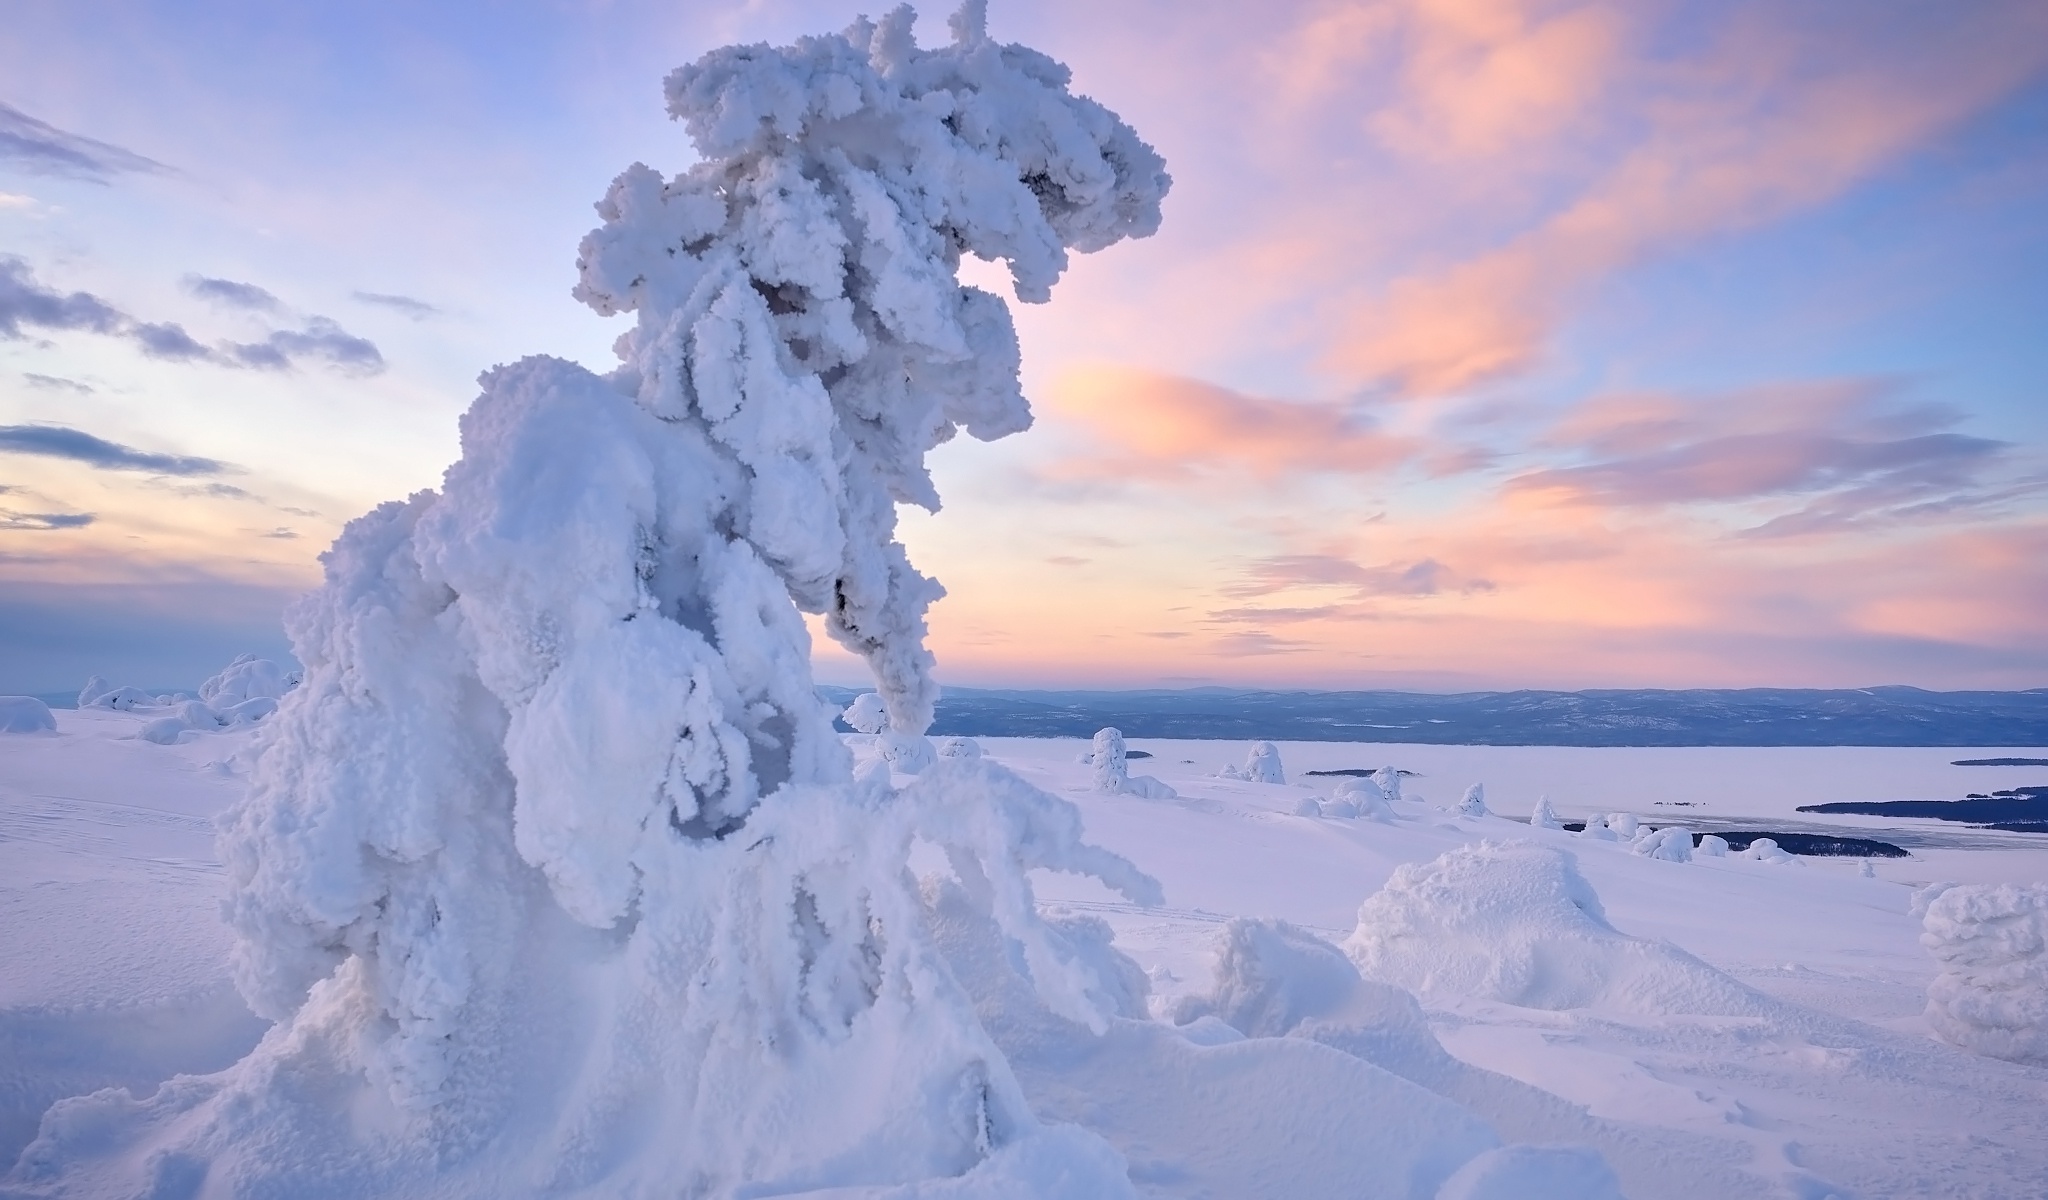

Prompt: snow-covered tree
xmin=1092 ymin=726 xmax=1131 ymax=793
xmin=1241 ymin=741 xmax=1285 ymax=784
xmin=1528 ymin=794 xmax=1563 ymax=830
xmin=842 ymin=690 xmax=889 ymax=734
xmin=1371 ymin=764 xmax=1404 ymax=803
xmin=1456 ymin=783 xmax=1488 ymax=818
xmin=25 ymin=8 xmax=1171 ymax=1196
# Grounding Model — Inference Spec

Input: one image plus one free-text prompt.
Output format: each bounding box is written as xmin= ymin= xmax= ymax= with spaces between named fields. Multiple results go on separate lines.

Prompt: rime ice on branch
xmin=16 ymin=8 xmax=1169 ymax=1197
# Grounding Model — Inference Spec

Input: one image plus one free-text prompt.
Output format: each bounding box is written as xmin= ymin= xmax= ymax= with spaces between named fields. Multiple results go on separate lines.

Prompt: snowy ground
xmin=4 ymin=714 xmax=2046 ymax=1197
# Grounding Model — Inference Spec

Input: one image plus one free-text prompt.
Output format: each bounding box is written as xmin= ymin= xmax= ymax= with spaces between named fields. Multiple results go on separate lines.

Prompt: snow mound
xmin=0 ymin=696 xmax=55 ymax=733
xmin=936 ymin=736 xmax=983 ymax=760
xmin=1605 ymin=813 xmax=1639 ymax=840
xmin=1345 ymin=841 xmax=1770 ymax=1015
xmin=1334 ymin=777 xmax=1395 ymax=820
xmin=198 ymin=653 xmax=295 ymax=707
xmin=77 ymin=678 xmax=158 ymax=710
xmin=1741 ymin=837 xmax=1793 ymax=864
xmin=1220 ymin=740 xmax=1285 ymax=784
xmin=1633 ymin=827 xmax=1693 ymax=863
xmin=1173 ymin=918 xmax=1367 ymax=1037
xmin=13 ymin=7 xmax=1172 ymax=1196
xmin=1921 ymin=883 xmax=2048 ymax=1065
xmin=1695 ymin=834 xmax=1730 ymax=857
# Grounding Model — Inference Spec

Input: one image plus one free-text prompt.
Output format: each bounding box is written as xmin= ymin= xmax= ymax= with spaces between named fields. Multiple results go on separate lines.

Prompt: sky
xmin=2 ymin=0 xmax=2045 ymax=695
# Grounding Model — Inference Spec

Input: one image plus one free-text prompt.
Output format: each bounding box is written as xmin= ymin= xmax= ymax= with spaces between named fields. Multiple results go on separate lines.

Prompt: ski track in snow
xmin=6 ymin=714 xmax=2048 ymax=1196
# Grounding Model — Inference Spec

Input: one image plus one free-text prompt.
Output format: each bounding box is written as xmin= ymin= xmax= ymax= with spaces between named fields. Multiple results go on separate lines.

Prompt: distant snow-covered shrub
xmin=1371 ymin=764 xmax=1404 ymax=803
xmin=77 ymin=678 xmax=157 ymax=710
xmin=1577 ymin=819 xmax=1617 ymax=842
xmin=1921 ymin=883 xmax=2048 ymax=1065
xmin=1456 ymin=783 xmax=1489 ymax=818
xmin=1633 ymin=827 xmax=1693 ymax=863
xmin=1218 ymin=740 xmax=1286 ymax=784
xmin=1695 ymin=834 xmax=1730 ymax=857
xmin=1528 ymin=795 xmax=1563 ymax=830
xmin=935 ymin=736 xmax=982 ymax=759
xmin=841 ymin=690 xmax=888 ymax=735
xmin=1345 ymin=841 xmax=1770 ymax=1015
xmin=1742 ymin=837 xmax=1793 ymax=864
xmin=1605 ymin=813 xmax=1639 ymax=840
xmin=0 ymin=696 xmax=55 ymax=733
xmin=199 ymin=654 xmax=295 ymax=707
xmin=1092 ymin=727 xmax=1130 ymax=793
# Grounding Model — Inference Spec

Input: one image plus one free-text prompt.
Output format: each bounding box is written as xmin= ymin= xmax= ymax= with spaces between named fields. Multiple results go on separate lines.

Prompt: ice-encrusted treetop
xmin=574 ymin=1 xmax=1169 ymax=747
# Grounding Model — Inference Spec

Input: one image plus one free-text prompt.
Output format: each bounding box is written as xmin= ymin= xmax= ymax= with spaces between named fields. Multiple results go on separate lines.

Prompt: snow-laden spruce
xmin=14 ymin=8 xmax=1171 ymax=1196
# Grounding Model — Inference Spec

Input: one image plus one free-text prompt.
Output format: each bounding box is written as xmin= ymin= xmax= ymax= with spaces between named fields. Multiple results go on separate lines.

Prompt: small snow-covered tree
xmin=1092 ymin=726 xmax=1130 ymax=792
xmin=29 ymin=8 xmax=1169 ymax=1197
xmin=1241 ymin=740 xmax=1285 ymax=784
xmin=1371 ymin=764 xmax=1404 ymax=802
xmin=1456 ymin=782 xmax=1488 ymax=818
xmin=842 ymin=690 xmax=889 ymax=734
xmin=1529 ymin=794 xmax=1563 ymax=829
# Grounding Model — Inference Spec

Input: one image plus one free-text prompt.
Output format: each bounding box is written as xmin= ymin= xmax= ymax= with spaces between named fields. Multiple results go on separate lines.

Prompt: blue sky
xmin=3 ymin=0 xmax=2045 ymax=694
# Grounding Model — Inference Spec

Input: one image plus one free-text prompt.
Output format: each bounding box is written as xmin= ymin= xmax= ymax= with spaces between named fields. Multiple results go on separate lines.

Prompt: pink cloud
xmin=1325 ymin=1 xmax=2048 ymax=395
xmin=1039 ymin=366 xmax=1417 ymax=479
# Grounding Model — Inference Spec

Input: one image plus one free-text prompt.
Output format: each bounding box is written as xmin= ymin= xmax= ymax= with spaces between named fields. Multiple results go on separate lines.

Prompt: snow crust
xmin=1921 ymin=883 xmax=2048 ymax=1064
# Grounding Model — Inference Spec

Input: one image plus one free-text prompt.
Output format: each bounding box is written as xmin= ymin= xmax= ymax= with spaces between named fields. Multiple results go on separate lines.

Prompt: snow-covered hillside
xmin=5 ymin=711 xmax=2045 ymax=1198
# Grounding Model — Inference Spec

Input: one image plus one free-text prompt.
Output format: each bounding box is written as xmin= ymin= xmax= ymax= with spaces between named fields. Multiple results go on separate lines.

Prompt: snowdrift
xmin=1345 ymin=842 xmax=1771 ymax=1015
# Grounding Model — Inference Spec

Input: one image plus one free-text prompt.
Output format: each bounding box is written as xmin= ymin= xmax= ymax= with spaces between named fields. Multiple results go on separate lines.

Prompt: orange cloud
xmin=1038 ymin=366 xmax=1418 ymax=479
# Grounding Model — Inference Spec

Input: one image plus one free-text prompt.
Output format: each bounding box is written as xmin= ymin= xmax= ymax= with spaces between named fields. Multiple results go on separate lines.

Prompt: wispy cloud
xmin=1 ymin=257 xmax=385 ymax=375
xmin=352 ymin=290 xmax=440 ymax=320
xmin=185 ymin=275 xmax=282 ymax=313
xmin=0 ymin=509 xmax=95 ymax=531
xmin=21 ymin=373 xmax=93 ymax=394
xmin=0 ymin=423 xmax=226 ymax=476
xmin=0 ymin=256 xmax=123 ymax=338
xmin=1043 ymin=367 xmax=1417 ymax=480
xmin=1511 ymin=380 xmax=2027 ymax=535
xmin=0 ymin=100 xmax=163 ymax=182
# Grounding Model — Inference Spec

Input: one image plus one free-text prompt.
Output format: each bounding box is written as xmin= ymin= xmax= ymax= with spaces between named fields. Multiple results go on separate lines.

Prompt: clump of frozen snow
xmin=936 ymin=736 xmax=982 ymax=759
xmin=1345 ymin=841 xmax=1769 ymax=1015
xmin=1695 ymin=834 xmax=1730 ymax=857
xmin=1218 ymin=740 xmax=1285 ymax=784
xmin=842 ymin=690 xmax=889 ymax=734
xmin=1455 ymin=783 xmax=1489 ymax=818
xmin=198 ymin=653 xmax=296 ymax=707
xmin=1089 ymin=727 xmax=1177 ymax=800
xmin=1173 ymin=917 xmax=1368 ymax=1037
xmin=1528 ymin=794 xmax=1562 ymax=829
xmin=1741 ymin=837 xmax=1793 ymax=864
xmin=0 ymin=696 xmax=56 ymax=733
xmin=1920 ymin=883 xmax=2048 ymax=1065
xmin=77 ymin=677 xmax=158 ymax=710
xmin=1332 ymin=777 xmax=1394 ymax=821
xmin=1604 ymin=812 xmax=1639 ymax=840
xmin=18 ymin=6 xmax=1175 ymax=1196
xmin=1576 ymin=817 xmax=1618 ymax=842
xmin=1092 ymin=727 xmax=1130 ymax=792
xmin=1633 ymin=827 xmax=1693 ymax=863
xmin=1910 ymin=881 xmax=1961 ymax=920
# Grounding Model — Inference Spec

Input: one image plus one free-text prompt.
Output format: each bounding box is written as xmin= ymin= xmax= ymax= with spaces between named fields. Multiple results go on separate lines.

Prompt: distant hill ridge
xmin=818 ymin=685 xmax=2048 ymax=747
